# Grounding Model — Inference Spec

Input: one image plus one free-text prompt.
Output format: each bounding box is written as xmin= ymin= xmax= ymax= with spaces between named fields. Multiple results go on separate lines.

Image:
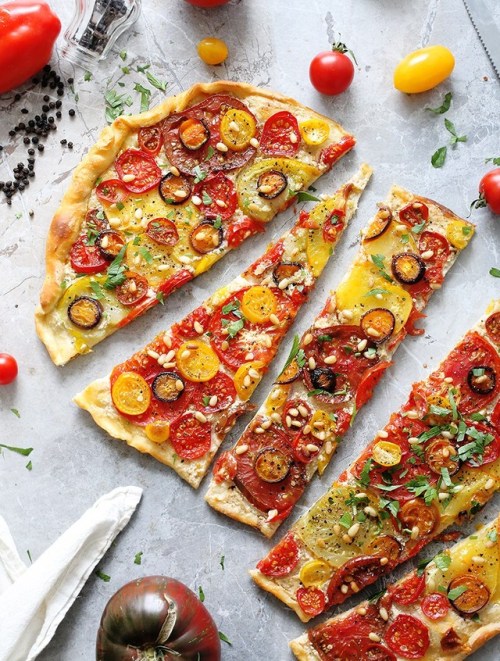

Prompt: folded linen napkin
xmin=0 ymin=486 xmax=142 ymax=661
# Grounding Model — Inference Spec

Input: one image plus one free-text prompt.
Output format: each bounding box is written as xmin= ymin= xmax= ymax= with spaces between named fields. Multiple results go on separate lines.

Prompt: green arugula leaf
xmin=431 ymin=146 xmax=447 ymax=168
xmin=448 ymin=585 xmax=468 ymax=601
xmin=134 ymin=551 xmax=143 ymax=565
xmin=95 ymin=570 xmax=110 ymax=582
xmin=218 ymin=631 xmax=232 ymax=645
xmin=198 ymin=585 xmax=205 ymax=602
xmin=145 ymin=71 xmax=167 ymax=92
xmin=0 ymin=444 xmax=33 ymax=457
xmin=426 ymin=91 xmax=452 ymax=114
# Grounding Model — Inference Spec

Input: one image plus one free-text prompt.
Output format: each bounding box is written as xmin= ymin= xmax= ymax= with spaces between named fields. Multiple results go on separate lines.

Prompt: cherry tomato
xmin=138 ymin=125 xmax=163 ymax=155
xmin=309 ymin=43 xmax=355 ymax=95
xmin=0 ymin=353 xmax=18 ymax=385
xmin=421 ymin=592 xmax=450 ymax=620
xmin=394 ymin=45 xmax=455 ymax=93
xmin=95 ymin=179 xmax=129 ymax=205
xmin=390 ymin=572 xmax=426 ymax=606
xmin=184 ymin=0 xmax=230 ymax=5
xmin=260 ymin=111 xmax=300 ymax=157
xmin=385 ymin=614 xmax=430 ymax=659
xmin=477 ymin=168 xmax=500 ymax=214
xmin=296 ymin=587 xmax=326 ymax=617
xmin=70 ymin=237 xmax=109 ymax=274
xmin=191 ymin=372 xmax=236 ymax=413
xmin=146 ymin=218 xmax=179 ymax=246
xmin=197 ymin=37 xmax=228 ymax=65
xmin=115 ymin=149 xmax=162 ymax=194
xmin=256 ymin=533 xmax=300 ymax=577
xmin=115 ymin=272 xmax=149 ymax=306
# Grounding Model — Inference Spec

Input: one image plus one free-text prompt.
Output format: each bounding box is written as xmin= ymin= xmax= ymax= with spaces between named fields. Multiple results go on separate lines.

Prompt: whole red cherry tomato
xmin=184 ymin=0 xmax=230 ymax=6
xmin=309 ymin=42 xmax=356 ymax=95
xmin=0 ymin=353 xmax=18 ymax=385
xmin=475 ymin=168 xmax=500 ymax=214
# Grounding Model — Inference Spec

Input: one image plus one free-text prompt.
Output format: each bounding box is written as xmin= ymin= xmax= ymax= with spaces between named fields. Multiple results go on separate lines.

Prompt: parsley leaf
xmin=280 ymin=335 xmax=300 ymax=374
xmin=426 ymin=91 xmax=452 ymax=114
xmin=222 ymin=299 xmax=240 ymax=315
xmin=119 ymin=50 xmax=127 ymax=61
xmin=104 ymin=245 xmax=127 ymax=289
xmin=487 ymin=529 xmax=498 ymax=543
xmin=0 ymin=444 xmax=33 ymax=457
xmin=138 ymin=246 xmax=153 ymax=263
xmin=490 ymin=267 xmax=500 ymax=278
xmin=225 ymin=319 xmax=244 ymax=339
xmin=95 ymin=570 xmax=111 ymax=582
xmin=25 ymin=460 xmax=32 ymax=471
xmin=220 ymin=555 xmax=225 ymax=570
xmin=213 ymin=215 xmax=222 ymax=229
xmin=358 ymin=458 xmax=373 ymax=488
xmin=339 ymin=512 xmax=353 ymax=529
xmin=145 ymin=71 xmax=167 ymax=92
xmin=134 ymin=83 xmax=151 ymax=112
xmin=370 ymin=254 xmax=393 ymax=283
xmin=193 ymin=165 xmax=208 ymax=183
xmin=10 ymin=408 xmax=20 ymax=418
xmin=448 ymin=585 xmax=468 ymax=601
xmin=418 ymin=426 xmax=444 ymax=443
xmin=485 ymin=157 xmax=500 ymax=166
xmin=379 ymin=497 xmax=399 ymax=517
xmin=90 ymin=280 xmax=104 ymax=299
xmin=445 ymin=118 xmax=467 ymax=146
xmin=84 ymin=71 xmax=92 ymax=82
xmin=296 ymin=191 xmax=321 ymax=202
xmin=416 ymin=557 xmax=432 ymax=576
xmin=434 ymin=552 xmax=451 ymax=571
xmin=218 ymin=631 xmax=232 ymax=645
xmin=364 ymin=288 xmax=389 ymax=298
xmin=156 ymin=291 xmax=165 ymax=305
xmin=431 ymin=146 xmax=447 ymax=168
xmin=202 ymin=190 xmax=213 ymax=205
xmin=406 ymin=476 xmax=437 ymax=505
xmin=134 ymin=551 xmax=143 ymax=565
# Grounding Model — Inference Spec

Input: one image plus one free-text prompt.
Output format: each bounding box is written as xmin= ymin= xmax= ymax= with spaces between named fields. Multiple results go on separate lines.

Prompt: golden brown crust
xmin=289 ymin=635 xmax=321 ymax=661
xmin=35 ymin=80 xmax=351 ymax=365
xmin=249 ymin=569 xmax=311 ymax=622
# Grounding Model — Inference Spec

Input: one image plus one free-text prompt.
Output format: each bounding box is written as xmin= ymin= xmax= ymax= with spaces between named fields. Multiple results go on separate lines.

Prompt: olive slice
xmin=364 ymin=205 xmax=392 ymax=241
xmin=365 ymin=535 xmax=402 ymax=563
xmin=360 ymin=308 xmax=396 ymax=344
xmin=424 ymin=438 xmax=459 ymax=475
xmin=391 ymin=252 xmax=426 ymax=284
xmin=257 ymin=170 xmax=287 ymax=199
xmin=485 ymin=311 xmax=500 ymax=344
xmin=159 ymin=173 xmax=192 ymax=205
xmin=467 ymin=366 xmax=496 ymax=395
xmin=448 ymin=575 xmax=490 ymax=614
xmin=152 ymin=372 xmax=184 ymax=403
xmin=96 ymin=230 xmax=126 ymax=260
xmin=399 ymin=499 xmax=439 ymax=536
xmin=309 ymin=367 xmax=336 ymax=393
xmin=178 ymin=117 xmax=209 ymax=151
xmin=254 ymin=447 xmax=292 ymax=483
xmin=275 ymin=359 xmax=301 ymax=385
xmin=190 ymin=220 xmax=223 ymax=254
xmin=67 ymin=296 xmax=103 ymax=329
xmin=272 ymin=262 xmax=302 ymax=288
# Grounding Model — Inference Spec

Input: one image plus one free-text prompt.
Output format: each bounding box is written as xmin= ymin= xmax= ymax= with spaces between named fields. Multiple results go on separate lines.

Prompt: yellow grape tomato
xmin=394 ymin=45 xmax=455 ymax=93
xmin=197 ymin=37 xmax=228 ymax=65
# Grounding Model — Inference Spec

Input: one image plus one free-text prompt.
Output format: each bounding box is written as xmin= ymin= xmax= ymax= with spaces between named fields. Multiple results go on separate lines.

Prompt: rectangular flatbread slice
xmin=250 ymin=301 xmax=499 ymax=621
xmin=290 ymin=514 xmax=500 ymax=661
xmin=205 ymin=188 xmax=475 ymax=537
xmin=35 ymin=80 xmax=355 ymax=365
xmin=74 ymin=165 xmax=372 ymax=488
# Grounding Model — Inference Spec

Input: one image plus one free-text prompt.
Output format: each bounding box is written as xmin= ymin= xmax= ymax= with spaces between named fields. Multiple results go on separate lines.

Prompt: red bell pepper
xmin=0 ymin=1 xmax=61 ymax=94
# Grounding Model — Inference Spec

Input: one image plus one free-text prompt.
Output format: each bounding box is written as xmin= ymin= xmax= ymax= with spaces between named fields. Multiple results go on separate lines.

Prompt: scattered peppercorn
xmin=69 ymin=109 xmax=76 ymax=117
xmin=68 ymin=142 xmax=74 ymax=149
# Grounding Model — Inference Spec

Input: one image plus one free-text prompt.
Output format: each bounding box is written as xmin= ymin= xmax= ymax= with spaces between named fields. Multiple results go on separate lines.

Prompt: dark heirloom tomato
xmin=96 ymin=575 xmax=221 ymax=661
xmin=68 ymin=296 xmax=103 ymax=329
xmin=115 ymin=272 xmax=148 ymax=306
xmin=192 ymin=171 xmax=237 ymax=220
xmin=399 ymin=500 xmax=439 ymax=536
xmin=421 ymin=592 xmax=450 ymax=620
xmin=415 ymin=231 xmax=450 ymax=290
xmin=190 ymin=221 xmax=223 ymax=253
xmin=96 ymin=230 xmax=126 ymax=260
xmin=256 ymin=532 xmax=300 ymax=577
xmin=169 ymin=412 xmax=212 ymax=460
xmin=260 ymin=111 xmax=300 ymax=157
xmin=138 ymin=124 xmax=163 ymax=155
xmin=96 ymin=179 xmax=129 ymax=205
xmin=115 ymin=149 xmax=162 ymax=193
xmin=448 ymin=575 xmax=490 ymax=614
xmin=399 ymin=200 xmax=429 ymax=227
xmin=159 ymin=173 xmax=192 ymax=205
xmin=364 ymin=206 xmax=392 ymax=241
xmin=327 ymin=556 xmax=386 ymax=605
xmin=385 ymin=614 xmax=430 ymax=659
xmin=226 ymin=216 xmax=265 ymax=248
xmin=70 ymin=237 xmax=108 ymax=274
xmin=360 ymin=308 xmax=396 ymax=344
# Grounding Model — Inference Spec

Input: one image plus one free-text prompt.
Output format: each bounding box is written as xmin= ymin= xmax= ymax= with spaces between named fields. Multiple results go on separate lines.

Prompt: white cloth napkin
xmin=0 ymin=486 xmax=142 ymax=661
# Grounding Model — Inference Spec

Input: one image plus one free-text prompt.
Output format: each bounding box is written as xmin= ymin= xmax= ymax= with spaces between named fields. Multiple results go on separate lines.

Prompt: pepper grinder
xmin=61 ymin=0 xmax=142 ymax=68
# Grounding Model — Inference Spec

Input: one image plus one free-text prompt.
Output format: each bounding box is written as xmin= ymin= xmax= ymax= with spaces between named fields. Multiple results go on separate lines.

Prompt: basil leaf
xmin=426 ymin=92 xmax=452 ymax=114
xmin=431 ymin=146 xmax=447 ymax=168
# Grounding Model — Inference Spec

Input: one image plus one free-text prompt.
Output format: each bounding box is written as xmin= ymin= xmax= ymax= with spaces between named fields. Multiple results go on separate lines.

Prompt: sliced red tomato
xmin=356 ymin=361 xmax=391 ymax=409
xmin=115 ymin=149 xmax=162 ymax=193
xmin=293 ymin=432 xmax=323 ymax=464
xmin=138 ymin=124 xmax=163 ymax=155
xmin=441 ymin=331 xmax=500 ymax=414
xmin=173 ymin=306 xmax=212 ymax=339
xmin=70 ymin=237 xmax=108 ymax=274
xmin=399 ymin=201 xmax=429 ymax=227
xmin=115 ymin=272 xmax=149 ymax=306
xmin=485 ymin=311 xmax=500 ymax=345
xmin=226 ymin=216 xmax=265 ymax=248
xmin=146 ymin=218 xmax=179 ymax=246
xmin=405 ymin=305 xmax=426 ymax=336
xmin=385 ymin=614 xmax=430 ymax=659
xmin=163 ymin=95 xmax=257 ymax=175
xmin=209 ymin=288 xmax=295 ymax=371
xmin=320 ymin=135 xmax=356 ymax=167
xmin=421 ymin=592 xmax=450 ymax=620
xmin=327 ymin=556 xmax=387 ymax=605
xmin=390 ymin=572 xmax=425 ymax=606
xmin=260 ymin=111 xmax=300 ymax=157
xmin=234 ymin=422 xmax=306 ymax=515
xmin=322 ymin=211 xmax=345 ymax=243
xmin=256 ymin=532 xmax=300 ymax=577
xmin=212 ymin=451 xmax=238 ymax=484
xmin=282 ymin=398 xmax=312 ymax=433
xmin=191 ymin=371 xmax=236 ymax=413
xmin=95 ymin=179 xmax=129 ymax=205
xmin=86 ymin=208 xmax=110 ymax=232
xmin=491 ymin=400 xmax=500 ymax=430
xmin=169 ymin=411 xmax=212 ymax=459
xmin=296 ymin=587 xmax=326 ymax=617
xmin=192 ymin=172 xmax=237 ymax=220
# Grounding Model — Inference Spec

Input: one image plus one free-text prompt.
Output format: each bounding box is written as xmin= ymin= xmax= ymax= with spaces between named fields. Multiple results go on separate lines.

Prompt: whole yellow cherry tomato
xmin=394 ymin=45 xmax=455 ymax=93
xmin=197 ymin=37 xmax=228 ymax=65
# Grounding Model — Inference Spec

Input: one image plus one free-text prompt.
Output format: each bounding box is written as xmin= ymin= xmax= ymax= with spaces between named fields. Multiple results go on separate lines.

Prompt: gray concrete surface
xmin=0 ymin=0 xmax=499 ymax=658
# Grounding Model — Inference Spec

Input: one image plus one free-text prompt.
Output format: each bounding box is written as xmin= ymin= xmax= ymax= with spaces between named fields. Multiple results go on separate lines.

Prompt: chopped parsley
xmin=433 ymin=551 xmax=451 ymax=571
xmin=213 ymin=215 xmax=222 ymax=229
xmin=84 ymin=71 xmax=92 ymax=82
xmin=90 ymin=280 xmax=105 ymax=299
xmin=370 ymin=254 xmax=393 ymax=283
xmin=198 ymin=586 xmax=205 ymax=602
xmin=411 ymin=220 xmax=426 ymax=234
xmin=95 ymin=570 xmax=111 ymax=582
xmin=317 ymin=334 xmax=332 ymax=342
xmin=156 ymin=291 xmax=165 ymax=305
xmin=358 ymin=458 xmax=373 ymax=488
xmin=119 ymin=50 xmax=127 ymax=61
xmin=445 ymin=118 xmax=467 ymax=146
xmin=379 ymin=497 xmax=399 ymax=518
xmin=307 ymin=388 xmax=333 ymax=397
xmin=296 ymin=191 xmax=321 ymax=202
xmin=104 ymin=245 xmax=127 ymax=289
xmin=220 ymin=555 xmax=225 ymax=570
xmin=485 ymin=157 xmax=500 ymax=166
xmin=25 ymin=460 xmax=32 ymax=471
xmin=280 ymin=335 xmax=301 ymax=375
xmin=448 ymin=585 xmax=468 ymax=601
xmin=0 ymin=444 xmax=33 ymax=457
xmin=490 ymin=267 xmax=500 ymax=278
xmin=431 ymin=146 xmax=447 ymax=168
xmin=193 ymin=165 xmax=208 ymax=183
xmin=134 ymin=551 xmax=143 ymax=565
xmin=338 ymin=512 xmax=352 ymax=529
xmin=138 ymin=246 xmax=153 ymax=263
xmin=204 ymin=145 xmax=215 ymax=161
xmin=145 ymin=71 xmax=167 ymax=92
xmin=10 ymin=408 xmax=20 ymax=418
xmin=133 ymin=83 xmax=151 ymax=112
xmin=223 ymin=318 xmax=245 ymax=339
xmin=406 ymin=475 xmax=438 ymax=505
xmin=487 ymin=528 xmax=498 ymax=543
xmin=218 ymin=631 xmax=232 ymax=646
xmin=416 ymin=557 xmax=432 ymax=576
xmin=364 ymin=288 xmax=389 ymax=298
xmin=417 ymin=426 xmax=443 ymax=443
xmin=202 ymin=190 xmax=213 ymax=205
xmin=202 ymin=396 xmax=211 ymax=406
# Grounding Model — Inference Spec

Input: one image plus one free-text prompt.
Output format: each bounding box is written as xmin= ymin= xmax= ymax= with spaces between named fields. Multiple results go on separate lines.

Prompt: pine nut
xmin=324 ymin=355 xmax=337 ymax=365
xmin=209 ymin=395 xmax=218 ymax=407
xmin=235 ymin=444 xmax=248 ymax=455
xmin=215 ymin=141 xmax=228 ymax=152
xmin=170 ymin=166 xmax=180 ymax=177
xmin=191 ymin=195 xmax=202 ymax=206
xmin=303 ymin=333 xmax=313 ymax=345
xmin=194 ymin=411 xmax=207 ymax=423
xmin=147 ymin=350 xmax=159 ymax=359
xmin=194 ymin=321 xmax=204 ymax=334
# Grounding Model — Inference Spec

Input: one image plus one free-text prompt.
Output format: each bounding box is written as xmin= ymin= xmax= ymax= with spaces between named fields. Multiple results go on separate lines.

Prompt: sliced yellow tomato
xmin=192 ymin=251 xmax=221 ymax=276
xmin=446 ymin=219 xmax=475 ymax=250
xmin=306 ymin=228 xmax=331 ymax=278
xmin=220 ymin=109 xmax=256 ymax=151
xmin=336 ymin=262 xmax=413 ymax=334
xmin=299 ymin=559 xmax=332 ymax=587
xmin=299 ymin=119 xmax=330 ymax=146
xmin=145 ymin=421 xmax=170 ymax=443
xmin=394 ymin=45 xmax=455 ymax=94
xmin=176 ymin=340 xmax=220 ymax=382
xmin=237 ymin=158 xmax=321 ymax=222
xmin=234 ymin=360 xmax=264 ymax=401
xmin=364 ymin=221 xmax=417 ymax=257
xmin=111 ymin=372 xmax=151 ymax=416
xmin=240 ymin=286 xmax=278 ymax=323
xmin=310 ymin=410 xmax=336 ymax=441
xmin=372 ymin=441 xmax=402 ymax=467
xmin=264 ymin=384 xmax=290 ymax=415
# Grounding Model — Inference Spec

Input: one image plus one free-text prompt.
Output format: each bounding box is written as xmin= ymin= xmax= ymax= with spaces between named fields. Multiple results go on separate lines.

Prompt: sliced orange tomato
xmin=372 ymin=440 xmax=402 ymax=467
xmin=145 ymin=421 xmax=170 ymax=443
xmin=234 ymin=360 xmax=264 ymax=400
xmin=220 ymin=108 xmax=256 ymax=151
xmin=299 ymin=119 xmax=330 ymax=146
xmin=176 ymin=340 xmax=220 ymax=382
xmin=310 ymin=410 xmax=336 ymax=440
xmin=299 ymin=559 xmax=332 ymax=587
xmin=240 ymin=286 xmax=278 ymax=323
xmin=111 ymin=372 xmax=151 ymax=416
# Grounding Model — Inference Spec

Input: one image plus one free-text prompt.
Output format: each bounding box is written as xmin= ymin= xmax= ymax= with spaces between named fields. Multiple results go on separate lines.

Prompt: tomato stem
xmin=332 ymin=41 xmax=358 ymax=66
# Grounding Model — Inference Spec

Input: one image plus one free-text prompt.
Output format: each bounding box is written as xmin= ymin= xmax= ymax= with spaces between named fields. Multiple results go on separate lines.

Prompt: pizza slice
xmin=290 ymin=513 xmax=500 ymax=661
xmin=250 ymin=301 xmax=499 ymax=621
xmin=205 ymin=188 xmax=475 ymax=537
xmin=74 ymin=165 xmax=372 ymax=488
xmin=35 ymin=81 xmax=355 ymax=366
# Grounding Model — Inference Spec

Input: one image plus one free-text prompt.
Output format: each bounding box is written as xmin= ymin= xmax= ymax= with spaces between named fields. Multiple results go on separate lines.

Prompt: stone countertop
xmin=0 ymin=0 xmax=499 ymax=659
